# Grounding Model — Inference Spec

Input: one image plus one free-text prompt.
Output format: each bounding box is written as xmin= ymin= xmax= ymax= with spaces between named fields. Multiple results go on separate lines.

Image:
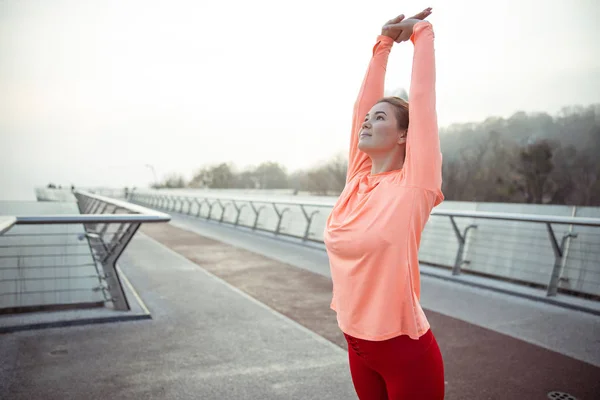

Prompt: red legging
xmin=344 ymin=329 xmax=445 ymax=400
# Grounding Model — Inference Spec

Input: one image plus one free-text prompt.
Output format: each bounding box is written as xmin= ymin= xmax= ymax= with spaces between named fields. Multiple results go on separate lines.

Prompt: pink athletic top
xmin=324 ymin=21 xmax=443 ymax=341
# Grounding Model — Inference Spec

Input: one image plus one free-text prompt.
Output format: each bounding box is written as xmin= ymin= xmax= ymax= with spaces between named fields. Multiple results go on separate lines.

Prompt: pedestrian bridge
xmin=1 ymin=188 xmax=599 ymax=400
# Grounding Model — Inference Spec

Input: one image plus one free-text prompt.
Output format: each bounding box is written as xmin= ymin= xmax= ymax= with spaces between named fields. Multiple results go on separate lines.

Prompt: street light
xmin=145 ymin=164 xmax=158 ymax=188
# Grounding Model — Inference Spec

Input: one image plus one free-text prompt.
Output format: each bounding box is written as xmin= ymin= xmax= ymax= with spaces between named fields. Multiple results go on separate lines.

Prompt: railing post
xmin=178 ymin=197 xmax=185 ymax=213
xmin=184 ymin=198 xmax=192 ymax=215
xmin=300 ymin=205 xmax=320 ymax=241
xmin=546 ymin=223 xmax=578 ymax=297
xmin=105 ymin=223 xmax=128 ymax=255
xmin=216 ymin=200 xmax=224 ymax=222
xmin=233 ymin=201 xmax=247 ymax=226
xmin=206 ymin=200 xmax=215 ymax=220
xmin=218 ymin=200 xmax=232 ymax=223
xmin=85 ymin=222 xmax=135 ymax=311
xmin=194 ymin=199 xmax=203 ymax=217
xmin=84 ymin=232 xmax=112 ymax=303
xmin=272 ymin=203 xmax=290 ymax=235
xmin=450 ymin=216 xmax=477 ymax=276
xmin=101 ymin=223 xmax=141 ymax=311
xmin=249 ymin=202 xmax=265 ymax=230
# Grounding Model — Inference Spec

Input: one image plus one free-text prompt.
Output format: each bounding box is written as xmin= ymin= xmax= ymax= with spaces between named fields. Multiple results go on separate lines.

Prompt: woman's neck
xmin=369 ymin=149 xmax=406 ymax=175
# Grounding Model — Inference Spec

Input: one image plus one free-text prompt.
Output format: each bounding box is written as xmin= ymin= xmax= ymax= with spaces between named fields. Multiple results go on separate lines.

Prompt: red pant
xmin=344 ymin=329 xmax=445 ymax=400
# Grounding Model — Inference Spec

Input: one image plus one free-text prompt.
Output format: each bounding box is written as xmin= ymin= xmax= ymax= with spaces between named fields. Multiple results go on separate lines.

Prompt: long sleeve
xmin=346 ymin=35 xmax=394 ymax=182
xmin=404 ymin=21 xmax=443 ymax=204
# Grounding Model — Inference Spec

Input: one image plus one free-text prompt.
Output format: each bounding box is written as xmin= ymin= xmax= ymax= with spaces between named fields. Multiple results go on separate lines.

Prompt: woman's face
xmin=358 ymin=102 xmax=406 ymax=154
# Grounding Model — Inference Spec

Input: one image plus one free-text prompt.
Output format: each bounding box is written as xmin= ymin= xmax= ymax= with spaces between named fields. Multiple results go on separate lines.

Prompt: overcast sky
xmin=1 ymin=0 xmax=599 ymax=200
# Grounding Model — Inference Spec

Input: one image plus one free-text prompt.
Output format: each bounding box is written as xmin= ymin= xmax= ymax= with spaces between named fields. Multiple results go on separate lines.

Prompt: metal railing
xmin=130 ymin=191 xmax=600 ymax=299
xmin=0 ymin=191 xmax=170 ymax=313
xmin=132 ymin=193 xmax=334 ymax=242
xmin=428 ymin=210 xmax=600 ymax=296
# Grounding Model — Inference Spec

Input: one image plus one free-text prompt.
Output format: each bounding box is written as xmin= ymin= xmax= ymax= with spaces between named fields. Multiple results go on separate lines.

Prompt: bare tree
xmin=513 ymin=140 xmax=555 ymax=203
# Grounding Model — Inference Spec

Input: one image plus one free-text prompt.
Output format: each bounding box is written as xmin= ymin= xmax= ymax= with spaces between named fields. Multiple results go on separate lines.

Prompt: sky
xmin=1 ymin=0 xmax=599 ymax=200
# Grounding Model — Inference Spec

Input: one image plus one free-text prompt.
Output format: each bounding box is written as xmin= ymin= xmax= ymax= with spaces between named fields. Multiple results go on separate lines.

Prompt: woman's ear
xmin=397 ymin=129 xmax=407 ymax=145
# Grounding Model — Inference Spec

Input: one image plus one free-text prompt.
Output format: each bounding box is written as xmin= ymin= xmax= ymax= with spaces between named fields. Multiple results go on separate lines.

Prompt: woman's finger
xmin=390 ymin=14 xmax=405 ymax=24
xmin=410 ymin=7 xmax=432 ymax=20
xmin=385 ymin=14 xmax=405 ymax=26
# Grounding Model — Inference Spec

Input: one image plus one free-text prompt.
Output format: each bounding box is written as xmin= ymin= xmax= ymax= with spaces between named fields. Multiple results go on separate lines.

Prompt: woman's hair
xmin=376 ymin=97 xmax=409 ymax=130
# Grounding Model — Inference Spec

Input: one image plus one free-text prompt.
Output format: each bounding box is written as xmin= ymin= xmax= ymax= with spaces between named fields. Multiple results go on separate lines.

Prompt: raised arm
xmin=346 ymin=36 xmax=394 ymax=182
xmin=347 ymin=9 xmax=433 ymax=183
xmin=404 ymin=21 xmax=443 ymax=202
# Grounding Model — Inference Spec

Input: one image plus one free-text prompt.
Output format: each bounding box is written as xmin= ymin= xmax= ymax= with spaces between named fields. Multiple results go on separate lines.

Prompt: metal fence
xmin=0 ymin=191 xmax=170 ymax=313
xmin=130 ymin=191 xmax=600 ymax=299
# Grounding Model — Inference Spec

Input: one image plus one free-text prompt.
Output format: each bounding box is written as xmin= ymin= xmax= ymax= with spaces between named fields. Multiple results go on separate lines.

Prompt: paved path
xmin=166 ymin=213 xmax=600 ymax=367
xmin=0 ymin=233 xmax=355 ymax=400
xmin=141 ymin=221 xmax=600 ymax=400
xmin=2 ymin=219 xmax=599 ymax=400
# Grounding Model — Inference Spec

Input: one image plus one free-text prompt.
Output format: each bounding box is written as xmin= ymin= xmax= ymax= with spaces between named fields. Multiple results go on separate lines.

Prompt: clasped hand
xmin=381 ymin=7 xmax=432 ymax=43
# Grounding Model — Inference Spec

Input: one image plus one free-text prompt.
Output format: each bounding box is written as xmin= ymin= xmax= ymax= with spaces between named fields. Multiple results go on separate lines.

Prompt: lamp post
xmin=145 ymin=164 xmax=158 ymax=188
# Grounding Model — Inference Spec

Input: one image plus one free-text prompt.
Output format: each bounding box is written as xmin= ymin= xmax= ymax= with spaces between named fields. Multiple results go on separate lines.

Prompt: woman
xmin=323 ymin=7 xmax=445 ymax=400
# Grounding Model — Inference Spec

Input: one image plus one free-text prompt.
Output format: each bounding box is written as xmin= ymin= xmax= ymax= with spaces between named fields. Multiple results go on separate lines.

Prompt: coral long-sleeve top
xmin=324 ymin=21 xmax=443 ymax=341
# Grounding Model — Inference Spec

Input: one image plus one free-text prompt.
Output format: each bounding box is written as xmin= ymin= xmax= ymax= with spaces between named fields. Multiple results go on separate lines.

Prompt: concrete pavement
xmin=141 ymin=219 xmax=600 ymax=400
xmin=2 ymin=216 xmax=599 ymax=399
xmin=0 ymin=233 xmax=356 ymax=400
xmin=165 ymin=212 xmax=600 ymax=368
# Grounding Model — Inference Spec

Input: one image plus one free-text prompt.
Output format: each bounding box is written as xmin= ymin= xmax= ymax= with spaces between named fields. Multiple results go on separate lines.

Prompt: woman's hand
xmin=381 ymin=7 xmax=432 ymax=43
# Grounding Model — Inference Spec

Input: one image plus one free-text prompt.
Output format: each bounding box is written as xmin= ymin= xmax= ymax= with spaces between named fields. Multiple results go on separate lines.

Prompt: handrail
xmin=0 ymin=216 xmax=16 ymax=235
xmin=135 ymin=192 xmax=336 ymax=208
xmin=78 ymin=190 xmax=173 ymax=216
xmin=135 ymin=190 xmax=600 ymax=227
xmin=8 ymin=191 xmax=170 ymax=226
xmin=15 ymin=214 xmax=170 ymax=225
xmin=431 ymin=210 xmax=600 ymax=227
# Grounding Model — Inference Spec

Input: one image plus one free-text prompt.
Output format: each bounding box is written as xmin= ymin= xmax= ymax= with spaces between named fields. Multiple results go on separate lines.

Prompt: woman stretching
xmin=323 ymin=7 xmax=445 ymax=400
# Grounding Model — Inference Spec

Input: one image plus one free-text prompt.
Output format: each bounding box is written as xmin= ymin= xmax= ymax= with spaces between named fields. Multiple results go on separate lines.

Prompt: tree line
xmin=155 ymin=104 xmax=600 ymax=206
